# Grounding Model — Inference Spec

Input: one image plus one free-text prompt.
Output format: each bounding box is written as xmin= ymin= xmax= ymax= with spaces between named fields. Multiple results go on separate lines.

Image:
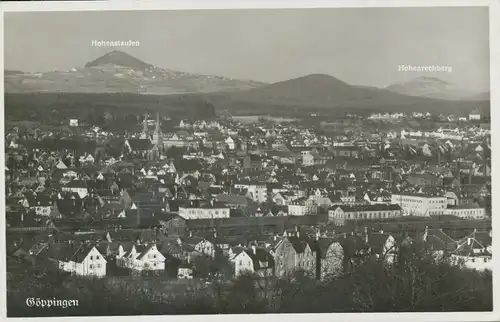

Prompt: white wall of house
xmin=288 ymin=204 xmax=306 ymax=216
xmin=231 ymin=251 xmax=255 ymax=277
xmin=194 ymin=240 xmax=216 ymax=258
xmin=178 ymin=207 xmax=230 ymax=220
xmin=450 ymin=255 xmax=492 ymax=271
xmin=443 ymin=207 xmax=486 ymax=220
xmin=61 ymin=186 xmax=88 ymax=198
xmin=235 ymin=184 xmax=268 ymax=203
xmin=391 ymin=194 xmax=446 ymax=216
xmin=117 ymin=244 xmax=166 ymax=271
xmin=58 ymin=247 xmax=107 ymax=277
xmin=35 ymin=206 xmax=51 ymax=216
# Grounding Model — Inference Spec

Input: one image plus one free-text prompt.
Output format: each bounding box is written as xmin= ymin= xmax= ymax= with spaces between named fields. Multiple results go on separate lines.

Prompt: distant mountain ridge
xmin=4 ymin=52 xmax=489 ymax=115
xmin=213 ymin=73 xmax=489 ymax=116
xmin=386 ymin=76 xmax=487 ymax=101
xmin=5 ymin=50 xmax=266 ymax=95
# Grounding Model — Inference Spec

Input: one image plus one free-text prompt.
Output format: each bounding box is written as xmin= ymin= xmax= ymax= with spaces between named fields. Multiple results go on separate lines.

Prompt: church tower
xmin=151 ymin=112 xmax=163 ymax=159
xmin=140 ymin=112 xmax=149 ymax=139
xmin=152 ymin=112 xmax=163 ymax=144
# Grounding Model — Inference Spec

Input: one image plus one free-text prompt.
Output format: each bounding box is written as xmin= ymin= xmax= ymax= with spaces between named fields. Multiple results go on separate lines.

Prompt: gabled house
xmin=450 ymin=232 xmax=492 ymax=271
xmin=46 ymin=243 xmax=107 ymax=277
xmin=230 ymin=248 xmax=255 ymax=277
xmin=181 ymin=236 xmax=216 ymax=258
xmin=273 ymin=232 xmax=317 ymax=278
xmin=273 ymin=191 xmax=297 ymax=206
xmin=288 ymin=197 xmax=318 ymax=216
xmin=116 ymin=244 xmax=166 ymax=272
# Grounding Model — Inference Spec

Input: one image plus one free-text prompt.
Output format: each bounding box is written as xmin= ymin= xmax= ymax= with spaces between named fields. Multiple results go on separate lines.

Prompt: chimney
xmin=252 ymin=245 xmax=256 ymax=255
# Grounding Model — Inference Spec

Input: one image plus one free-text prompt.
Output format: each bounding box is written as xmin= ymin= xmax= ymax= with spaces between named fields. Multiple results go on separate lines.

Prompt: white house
xmin=79 ymin=154 xmax=95 ymax=164
xmin=450 ymin=254 xmax=492 ymax=271
xmin=230 ymin=249 xmax=255 ymax=277
xmin=225 ymin=137 xmax=236 ymax=150
xmin=234 ymin=183 xmax=268 ymax=203
xmin=288 ymin=197 xmax=318 ymax=216
xmin=34 ymin=200 xmax=52 ymax=217
xmin=178 ymin=205 xmax=230 ymax=220
xmin=193 ymin=239 xmax=216 ymax=258
xmin=55 ymin=160 xmax=68 ymax=169
xmin=328 ymin=204 xmax=402 ymax=226
xmin=443 ymin=206 xmax=486 ymax=220
xmin=116 ymin=244 xmax=166 ymax=272
xmin=469 ymin=110 xmax=481 ymax=121
xmin=181 ymin=236 xmax=217 ymax=258
xmin=273 ymin=191 xmax=297 ymax=206
xmin=52 ymin=244 xmax=107 ymax=278
xmin=391 ymin=193 xmax=447 ymax=217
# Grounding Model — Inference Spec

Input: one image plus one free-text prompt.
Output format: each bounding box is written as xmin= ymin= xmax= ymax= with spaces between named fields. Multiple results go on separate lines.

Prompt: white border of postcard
xmin=0 ymin=0 xmax=498 ymax=321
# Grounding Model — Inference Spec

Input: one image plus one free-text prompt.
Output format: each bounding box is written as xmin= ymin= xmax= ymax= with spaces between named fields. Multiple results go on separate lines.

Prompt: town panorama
xmin=3 ymin=7 xmax=492 ymax=317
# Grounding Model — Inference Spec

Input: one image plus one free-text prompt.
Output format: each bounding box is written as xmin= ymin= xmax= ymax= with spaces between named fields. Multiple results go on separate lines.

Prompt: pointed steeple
xmin=141 ymin=112 xmax=148 ymax=139
xmin=155 ymin=112 xmax=161 ymax=135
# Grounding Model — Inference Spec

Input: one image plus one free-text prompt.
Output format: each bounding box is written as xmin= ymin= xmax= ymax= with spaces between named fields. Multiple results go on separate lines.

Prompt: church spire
xmin=155 ymin=112 xmax=161 ymax=135
xmin=141 ymin=112 xmax=148 ymax=139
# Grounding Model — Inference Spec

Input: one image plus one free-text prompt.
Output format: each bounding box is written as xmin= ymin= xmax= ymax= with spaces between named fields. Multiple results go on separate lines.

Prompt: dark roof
xmin=366 ymin=233 xmax=390 ymax=254
xmin=126 ymin=139 xmax=152 ymax=151
xmin=286 ymin=235 xmax=311 ymax=254
xmin=336 ymin=234 xmax=370 ymax=255
xmin=216 ymin=194 xmax=250 ymax=205
xmin=245 ymin=247 xmax=275 ymax=270
xmin=136 ymin=245 xmax=158 ymax=260
xmin=46 ymin=242 xmax=99 ymax=263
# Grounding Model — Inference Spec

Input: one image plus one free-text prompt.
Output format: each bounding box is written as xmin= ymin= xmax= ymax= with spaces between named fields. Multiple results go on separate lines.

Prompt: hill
xmin=4 ymin=51 xmax=266 ymax=95
xmin=85 ymin=50 xmax=153 ymax=71
xmin=467 ymin=91 xmax=490 ymax=101
xmin=218 ymin=74 xmax=489 ymax=115
xmin=385 ymin=76 xmax=481 ymax=100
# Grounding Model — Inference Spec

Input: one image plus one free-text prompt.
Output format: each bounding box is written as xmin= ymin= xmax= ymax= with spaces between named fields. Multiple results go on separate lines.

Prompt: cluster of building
xmin=8 ymin=224 xmax=492 ymax=280
xmin=5 ymin=109 xmax=492 ymax=281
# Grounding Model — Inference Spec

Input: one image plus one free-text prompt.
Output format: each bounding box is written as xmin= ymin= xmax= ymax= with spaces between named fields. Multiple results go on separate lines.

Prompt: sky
xmin=4 ymin=7 xmax=490 ymax=91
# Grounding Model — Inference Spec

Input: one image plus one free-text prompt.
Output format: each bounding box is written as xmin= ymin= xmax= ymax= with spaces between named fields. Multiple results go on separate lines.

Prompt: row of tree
xmin=7 ymin=244 xmax=492 ymax=317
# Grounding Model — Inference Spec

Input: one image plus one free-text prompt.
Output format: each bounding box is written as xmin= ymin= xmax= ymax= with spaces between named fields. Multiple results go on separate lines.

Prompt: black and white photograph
xmin=1 ymin=1 xmax=498 ymax=319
